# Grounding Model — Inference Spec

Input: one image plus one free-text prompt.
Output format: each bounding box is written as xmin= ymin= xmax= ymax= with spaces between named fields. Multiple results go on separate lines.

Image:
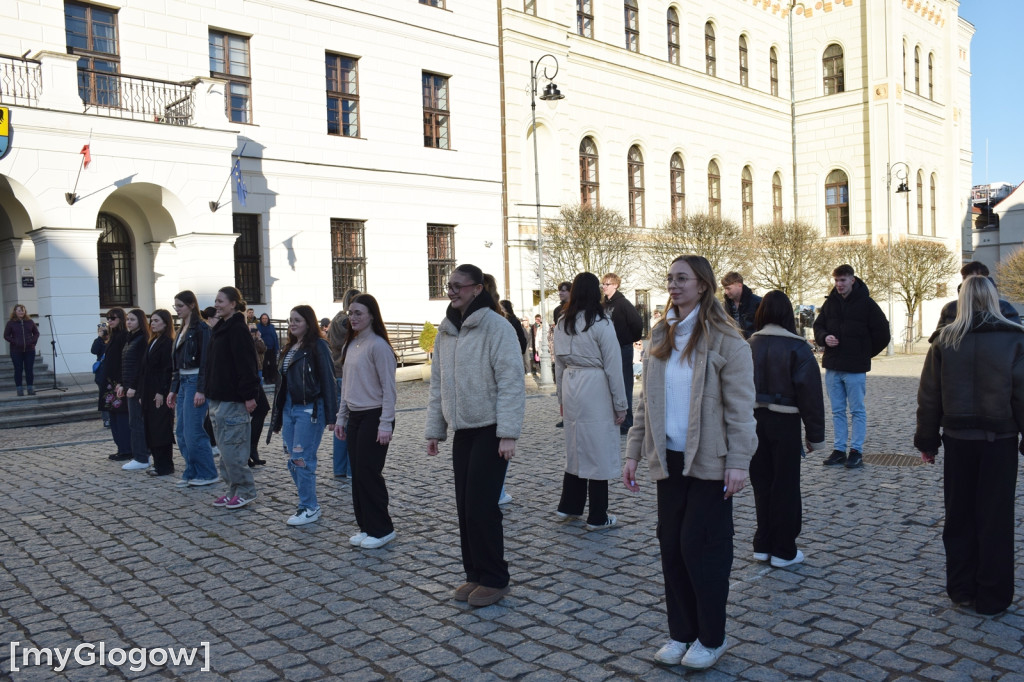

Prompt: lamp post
xmin=530 ymin=54 xmax=563 ymax=387
xmin=885 ymin=161 xmax=911 ymax=356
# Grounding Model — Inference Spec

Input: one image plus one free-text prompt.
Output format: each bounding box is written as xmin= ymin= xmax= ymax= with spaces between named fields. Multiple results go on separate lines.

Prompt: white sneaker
xmin=349 ymin=532 xmax=368 ymax=547
xmin=752 ymin=552 xmax=770 ymax=562
xmin=770 ymin=549 xmax=805 ymax=568
xmin=585 ymin=515 xmax=617 ymax=531
xmin=654 ymin=639 xmax=689 ymax=665
xmin=680 ymin=638 xmax=729 ymax=670
xmin=211 ymin=446 xmax=221 ymax=456
xmin=175 ymin=478 xmax=192 ymax=488
xmin=498 ymin=491 xmax=513 ymax=505
xmin=188 ymin=477 xmax=221 ymax=487
xmin=555 ymin=511 xmax=581 ymax=521
xmin=360 ymin=531 xmax=396 ymax=549
xmin=287 ymin=507 xmax=321 ymax=526
xmin=122 ymin=459 xmax=150 ymax=471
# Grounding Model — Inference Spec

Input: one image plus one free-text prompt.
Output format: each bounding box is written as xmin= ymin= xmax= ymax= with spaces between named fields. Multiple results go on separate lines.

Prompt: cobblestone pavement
xmin=1 ymin=353 xmax=1023 ymax=681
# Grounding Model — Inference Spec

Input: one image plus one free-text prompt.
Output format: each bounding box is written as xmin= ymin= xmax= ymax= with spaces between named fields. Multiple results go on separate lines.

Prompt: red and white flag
xmin=80 ymin=144 xmax=91 ymax=168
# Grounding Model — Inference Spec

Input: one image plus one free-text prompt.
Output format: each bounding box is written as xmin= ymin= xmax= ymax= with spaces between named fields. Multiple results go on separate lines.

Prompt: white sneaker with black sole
xmin=585 ymin=515 xmax=617 ymax=531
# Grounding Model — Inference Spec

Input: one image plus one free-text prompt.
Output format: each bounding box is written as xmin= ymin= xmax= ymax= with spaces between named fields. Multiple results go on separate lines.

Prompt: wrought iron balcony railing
xmin=77 ymin=68 xmax=197 ymax=125
xmin=0 ymin=54 xmax=42 ymax=106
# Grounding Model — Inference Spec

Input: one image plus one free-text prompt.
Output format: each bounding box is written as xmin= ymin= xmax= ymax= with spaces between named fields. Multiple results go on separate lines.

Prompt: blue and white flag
xmin=232 ymin=158 xmax=247 ymax=206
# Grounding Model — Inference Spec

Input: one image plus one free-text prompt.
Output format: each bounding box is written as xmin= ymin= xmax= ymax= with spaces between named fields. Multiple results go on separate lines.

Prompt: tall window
xmin=667 ymin=8 xmax=680 ymax=64
xmin=916 ymin=170 xmax=924 ymax=234
xmin=419 ymin=0 xmax=444 ymax=6
xmin=738 ymin=36 xmax=749 ymax=87
xmin=525 ymin=0 xmax=536 ymax=15
xmin=914 ymin=46 xmax=921 ymax=95
xmin=825 ymin=169 xmax=850 ymax=236
xmin=97 ymin=212 xmax=134 ymax=308
xmin=326 ymin=53 xmax=359 ymax=137
xmin=233 ymin=213 xmax=262 ymax=304
xmin=741 ymin=166 xmax=753 ymax=230
xmin=928 ymin=53 xmax=934 ymax=100
xmin=670 ymin=153 xmax=685 ymax=221
xmin=930 ymin=174 xmax=937 ymax=235
xmin=707 ymin=160 xmax=721 ymax=220
xmin=705 ymin=23 xmax=716 ymax=76
xmin=65 ymin=2 xmax=119 ymax=107
xmin=628 ymin=146 xmax=645 ymax=227
xmin=579 ymin=137 xmax=599 ymax=206
xmin=209 ymin=30 xmax=252 ymax=123
xmin=330 ymin=219 xmax=366 ymax=300
xmin=770 ymin=47 xmax=779 ymax=96
xmin=427 ymin=224 xmax=456 ymax=300
xmin=902 ymin=40 xmax=907 ymax=89
xmin=625 ymin=1 xmax=639 ymax=52
xmin=772 ymin=172 xmax=783 ymax=225
xmin=577 ymin=0 xmax=594 ymax=38
xmin=422 ymin=72 xmax=450 ymax=149
xmin=823 ymin=43 xmax=844 ymax=95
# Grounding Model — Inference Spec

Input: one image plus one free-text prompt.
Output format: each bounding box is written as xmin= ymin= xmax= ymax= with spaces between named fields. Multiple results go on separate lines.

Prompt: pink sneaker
xmin=212 ymin=495 xmax=230 ymax=507
xmin=225 ymin=495 xmax=254 ymax=509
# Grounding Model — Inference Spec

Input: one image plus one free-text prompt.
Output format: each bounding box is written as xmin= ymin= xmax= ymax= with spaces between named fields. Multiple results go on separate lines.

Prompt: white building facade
xmin=1 ymin=0 xmax=503 ymax=374
xmin=500 ymin=0 xmax=973 ymax=341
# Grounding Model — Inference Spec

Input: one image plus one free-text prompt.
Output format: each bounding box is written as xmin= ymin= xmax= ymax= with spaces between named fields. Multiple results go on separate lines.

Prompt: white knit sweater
xmin=664 ymin=305 xmax=699 ymax=452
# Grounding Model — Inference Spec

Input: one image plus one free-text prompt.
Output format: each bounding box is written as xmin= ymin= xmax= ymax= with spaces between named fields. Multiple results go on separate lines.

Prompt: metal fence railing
xmin=77 ymin=69 xmax=196 ymax=125
xmin=0 ymin=54 xmax=42 ymax=106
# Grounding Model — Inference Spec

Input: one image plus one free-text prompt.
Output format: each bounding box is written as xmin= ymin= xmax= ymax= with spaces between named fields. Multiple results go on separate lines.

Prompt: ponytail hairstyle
xmin=217 ymin=286 xmax=247 ymax=313
xmin=482 ymin=274 xmax=505 ymax=317
xmin=341 ymin=294 xmax=397 ymax=366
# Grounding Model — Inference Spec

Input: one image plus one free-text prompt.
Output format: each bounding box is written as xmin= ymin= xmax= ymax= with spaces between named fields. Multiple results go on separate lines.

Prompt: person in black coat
xmin=91 ymin=323 xmax=110 ymax=427
xmin=141 ymin=310 xmax=175 ymax=476
xmin=721 ymin=272 xmax=763 ymax=339
xmin=601 ymin=273 xmax=643 ymax=432
xmin=749 ymin=291 xmax=825 ymax=568
xmin=99 ymin=308 xmax=131 ymax=461
xmin=119 ymin=309 xmax=152 ymax=471
xmin=812 ymin=264 xmax=890 ymax=469
xmin=928 ymin=261 xmax=1020 ymax=342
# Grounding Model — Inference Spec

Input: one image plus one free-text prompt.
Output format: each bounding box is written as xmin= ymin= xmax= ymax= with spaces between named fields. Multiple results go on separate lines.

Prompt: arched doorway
xmin=97 ymin=212 xmax=135 ymax=308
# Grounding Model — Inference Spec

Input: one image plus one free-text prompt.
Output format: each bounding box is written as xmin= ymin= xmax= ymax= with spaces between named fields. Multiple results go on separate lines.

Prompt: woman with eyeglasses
xmin=426 ymin=264 xmax=525 ymax=608
xmin=622 ymin=255 xmax=756 ymax=671
xmin=119 ymin=309 xmax=152 ymax=471
xmin=167 ymin=291 xmax=218 ymax=488
xmin=141 ymin=309 xmax=176 ymax=476
xmin=98 ymin=308 xmax=132 ymax=461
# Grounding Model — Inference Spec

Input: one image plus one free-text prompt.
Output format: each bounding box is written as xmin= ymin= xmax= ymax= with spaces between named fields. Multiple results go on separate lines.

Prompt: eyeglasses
xmin=446 ymin=282 xmax=477 ymax=293
xmin=600 ymin=282 xmax=615 ymax=288
xmin=666 ymin=276 xmax=695 ymax=287
xmin=106 ymin=316 xmax=117 ymax=321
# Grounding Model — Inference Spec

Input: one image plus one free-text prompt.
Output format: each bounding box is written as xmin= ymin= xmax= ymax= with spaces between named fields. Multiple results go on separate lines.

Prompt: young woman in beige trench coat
xmin=554 ymin=272 xmax=628 ymax=529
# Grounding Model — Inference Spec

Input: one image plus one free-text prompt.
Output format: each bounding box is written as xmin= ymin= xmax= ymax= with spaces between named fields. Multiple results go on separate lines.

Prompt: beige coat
xmin=555 ymin=314 xmax=628 ymax=480
xmin=625 ymin=319 xmax=757 ymax=481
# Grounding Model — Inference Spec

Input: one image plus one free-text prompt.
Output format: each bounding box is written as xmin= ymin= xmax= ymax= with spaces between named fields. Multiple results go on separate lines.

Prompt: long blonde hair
xmin=937 ymin=275 xmax=1019 ymax=350
xmin=650 ymin=255 xmax=741 ymax=363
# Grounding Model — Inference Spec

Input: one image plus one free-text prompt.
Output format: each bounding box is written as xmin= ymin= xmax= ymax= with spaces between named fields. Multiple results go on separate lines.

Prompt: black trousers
xmin=349 ymin=408 xmax=394 ymax=539
xmin=620 ymin=344 xmax=634 ymax=429
xmin=656 ymin=449 xmax=733 ymax=648
xmin=557 ymin=472 xmax=608 ymax=525
xmin=749 ymin=410 xmax=802 ymax=561
xmin=249 ymin=385 xmax=270 ymax=458
xmin=942 ymin=435 xmax=1017 ymax=615
xmin=452 ymin=424 xmax=509 ymax=588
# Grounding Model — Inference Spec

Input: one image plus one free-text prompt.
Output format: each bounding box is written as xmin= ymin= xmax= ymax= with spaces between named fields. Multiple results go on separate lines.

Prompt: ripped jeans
xmin=281 ymin=395 xmax=326 ymax=511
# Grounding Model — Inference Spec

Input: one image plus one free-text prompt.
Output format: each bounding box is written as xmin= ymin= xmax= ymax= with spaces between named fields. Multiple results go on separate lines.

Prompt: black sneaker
xmin=845 ymin=449 xmax=864 ymax=468
xmin=822 ymin=450 xmax=847 ymax=466
xmin=555 ymin=420 xmax=564 ymax=428
xmin=108 ymin=452 xmax=132 ymax=462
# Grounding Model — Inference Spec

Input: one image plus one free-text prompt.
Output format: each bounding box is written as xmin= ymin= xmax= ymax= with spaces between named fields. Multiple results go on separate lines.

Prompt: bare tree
xmin=642 ymin=212 xmax=747 ymax=286
xmin=825 ymin=239 xmax=892 ymax=300
xmin=996 ymin=247 xmax=1024 ymax=303
xmin=888 ymin=238 xmax=959 ymax=340
xmin=748 ymin=220 xmax=828 ymax=304
xmin=530 ymin=204 xmax=638 ymax=290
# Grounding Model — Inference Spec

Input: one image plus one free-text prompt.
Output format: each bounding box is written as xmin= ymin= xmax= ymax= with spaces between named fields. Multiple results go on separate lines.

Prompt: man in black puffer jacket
xmin=813 ymin=264 xmax=890 ymax=470
xmin=928 ymin=261 xmax=1020 ymax=342
xmin=721 ymin=271 xmax=762 ymax=339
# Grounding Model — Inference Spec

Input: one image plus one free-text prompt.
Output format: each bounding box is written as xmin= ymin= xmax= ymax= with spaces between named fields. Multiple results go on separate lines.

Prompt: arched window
xmin=579 ymin=137 xmax=599 ymax=206
xmin=670 ymin=153 xmax=685 ymax=221
xmin=825 ymin=169 xmax=849 ymax=236
xmin=772 ymin=172 xmax=783 ymax=225
xmin=769 ymin=47 xmax=779 ymax=96
xmin=97 ymin=212 xmax=135 ymax=308
xmin=741 ymin=166 xmax=753 ymax=230
xmin=738 ymin=36 xmax=749 ymax=87
xmin=914 ymin=46 xmax=921 ymax=95
xmin=928 ymin=52 xmax=934 ymax=100
xmin=667 ymin=8 xmax=680 ymax=64
xmin=705 ymin=23 xmax=716 ymax=76
xmin=628 ymin=145 xmax=645 ymax=226
xmin=823 ymin=43 xmax=844 ymax=94
xmin=707 ymin=160 xmax=721 ymax=219
xmin=930 ymin=174 xmax=937 ymax=235
xmin=916 ymin=170 xmax=924 ymax=234
xmin=625 ymin=0 xmax=639 ymax=52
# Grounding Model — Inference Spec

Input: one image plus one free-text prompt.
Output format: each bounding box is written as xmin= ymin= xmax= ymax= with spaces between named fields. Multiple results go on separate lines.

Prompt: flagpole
xmin=67 ymin=129 xmax=92 ymax=205
xmin=209 ymin=142 xmax=248 ymax=212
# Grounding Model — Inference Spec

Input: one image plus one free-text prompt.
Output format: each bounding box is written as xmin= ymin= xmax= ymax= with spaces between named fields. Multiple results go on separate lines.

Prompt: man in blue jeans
xmin=812 ymin=264 xmax=890 ymax=469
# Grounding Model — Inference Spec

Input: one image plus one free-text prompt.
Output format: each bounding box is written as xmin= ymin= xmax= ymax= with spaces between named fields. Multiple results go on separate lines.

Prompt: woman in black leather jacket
xmin=748 ymin=291 xmax=825 ymax=568
xmin=270 ymin=304 xmax=337 ymax=526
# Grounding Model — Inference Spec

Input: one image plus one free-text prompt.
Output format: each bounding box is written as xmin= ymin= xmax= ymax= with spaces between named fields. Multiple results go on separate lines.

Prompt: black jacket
xmin=139 ymin=336 xmax=173 ymax=402
xmin=4 ymin=318 xmax=39 ymax=353
xmin=500 ymin=300 xmax=528 ymax=354
xmin=270 ymin=338 xmax=338 ymax=436
xmin=603 ymin=291 xmax=643 ymax=346
xmin=812 ymin=278 xmax=890 ymax=373
xmin=724 ymin=285 xmax=763 ymax=339
xmin=915 ymin=316 xmax=1024 ymax=453
xmin=121 ymin=330 xmax=147 ymax=391
xmin=205 ymin=311 xmax=260 ymax=403
xmin=97 ymin=330 xmax=127 ymax=411
xmin=170 ymin=316 xmax=211 ymax=394
xmin=749 ymin=325 xmax=825 ymax=446
xmin=928 ymin=278 xmax=1021 ymax=342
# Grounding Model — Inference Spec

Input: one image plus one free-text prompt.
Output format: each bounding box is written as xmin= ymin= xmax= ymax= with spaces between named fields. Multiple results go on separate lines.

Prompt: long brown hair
xmin=650 ymin=255 xmax=740 ymax=363
xmin=127 ymin=308 xmax=151 ymax=343
xmin=341 ymin=294 xmax=396 ymax=366
xmin=282 ymin=305 xmax=322 ymax=354
xmin=8 ymin=304 xmax=27 ymax=321
xmin=150 ymin=309 xmax=176 ymax=341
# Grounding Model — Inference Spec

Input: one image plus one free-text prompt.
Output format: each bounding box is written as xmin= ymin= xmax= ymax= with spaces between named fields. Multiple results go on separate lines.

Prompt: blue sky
xmin=962 ymin=2 xmax=1022 ymax=186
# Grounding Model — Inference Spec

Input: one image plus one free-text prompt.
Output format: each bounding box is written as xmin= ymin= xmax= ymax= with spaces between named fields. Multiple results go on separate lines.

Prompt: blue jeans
xmin=109 ymin=411 xmax=131 ymax=454
xmin=10 ymin=350 xmax=34 ymax=387
xmin=175 ymin=374 xmax=217 ymax=481
xmin=333 ymin=378 xmax=351 ymax=476
xmin=825 ymin=370 xmax=867 ymax=453
xmin=282 ymin=395 xmax=325 ymax=511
